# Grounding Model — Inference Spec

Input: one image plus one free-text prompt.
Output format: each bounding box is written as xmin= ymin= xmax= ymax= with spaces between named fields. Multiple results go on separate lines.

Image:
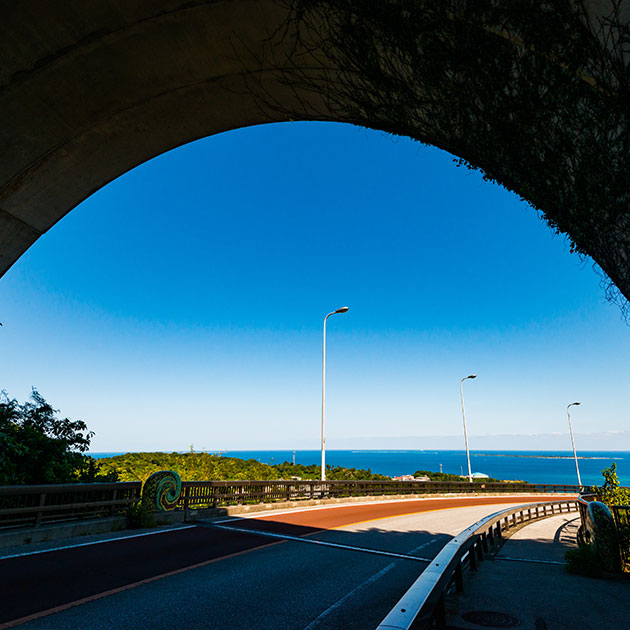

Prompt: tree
xmin=0 ymin=389 xmax=113 ymax=485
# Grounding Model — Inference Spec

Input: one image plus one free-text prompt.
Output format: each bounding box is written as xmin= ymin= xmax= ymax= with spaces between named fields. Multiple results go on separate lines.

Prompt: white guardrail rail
xmin=376 ymin=499 xmax=579 ymax=630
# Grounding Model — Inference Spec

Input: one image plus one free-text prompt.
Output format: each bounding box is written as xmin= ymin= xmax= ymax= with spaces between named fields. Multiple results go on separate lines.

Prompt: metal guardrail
xmin=0 ymin=478 xmax=581 ymax=530
xmin=178 ymin=479 xmax=583 ymax=510
xmin=376 ymin=499 xmax=579 ymax=630
xmin=576 ymin=492 xmax=597 ymax=544
xmin=0 ymin=482 xmax=142 ymax=529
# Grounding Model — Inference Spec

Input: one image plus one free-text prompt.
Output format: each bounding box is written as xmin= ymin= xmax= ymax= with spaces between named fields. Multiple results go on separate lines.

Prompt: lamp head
xmin=570 ymin=401 xmax=581 ymax=407
xmin=335 ymin=306 xmax=349 ymax=314
xmin=467 ymin=374 xmax=477 ymax=379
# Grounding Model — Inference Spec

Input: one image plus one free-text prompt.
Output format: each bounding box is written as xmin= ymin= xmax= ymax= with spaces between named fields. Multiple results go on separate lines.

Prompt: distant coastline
xmin=477 ymin=453 xmax=622 ymax=460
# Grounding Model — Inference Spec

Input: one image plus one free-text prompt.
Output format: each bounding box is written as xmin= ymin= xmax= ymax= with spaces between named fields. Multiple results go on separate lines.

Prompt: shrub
xmin=565 ymin=542 xmax=603 ymax=578
xmin=593 ymin=463 xmax=630 ymax=507
xmin=126 ymin=503 xmax=155 ymax=529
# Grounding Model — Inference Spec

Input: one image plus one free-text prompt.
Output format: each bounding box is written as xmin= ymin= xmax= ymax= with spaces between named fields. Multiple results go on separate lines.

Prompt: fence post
xmin=469 ymin=545 xmax=478 ymax=571
xmin=455 ymin=559 xmax=465 ymax=592
xmin=434 ymin=594 xmax=447 ymax=629
xmin=183 ymin=485 xmax=191 ymax=521
xmin=110 ymin=488 xmax=118 ymax=516
xmin=35 ymin=492 xmax=46 ymax=527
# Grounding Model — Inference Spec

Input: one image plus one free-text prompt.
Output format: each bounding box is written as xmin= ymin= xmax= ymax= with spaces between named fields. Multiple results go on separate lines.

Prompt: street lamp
xmin=321 ymin=306 xmax=349 ymax=481
xmin=460 ymin=374 xmax=477 ymax=483
xmin=567 ymin=402 xmax=582 ymax=487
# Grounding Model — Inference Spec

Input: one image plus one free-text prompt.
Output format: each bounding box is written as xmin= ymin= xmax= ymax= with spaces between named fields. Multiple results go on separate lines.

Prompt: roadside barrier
xmin=0 ymin=482 xmax=141 ymax=529
xmin=0 ymin=478 xmax=582 ymax=530
xmin=177 ymin=479 xmax=582 ymax=511
xmin=376 ymin=499 xmax=579 ymax=630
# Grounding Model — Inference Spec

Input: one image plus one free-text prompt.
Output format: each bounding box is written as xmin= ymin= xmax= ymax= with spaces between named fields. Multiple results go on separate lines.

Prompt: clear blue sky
xmin=1 ymin=121 xmax=629 ymax=451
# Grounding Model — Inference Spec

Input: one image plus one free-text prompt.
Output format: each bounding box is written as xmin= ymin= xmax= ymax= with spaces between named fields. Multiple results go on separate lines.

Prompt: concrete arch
xmin=2 ymin=1 xmax=630 ymax=303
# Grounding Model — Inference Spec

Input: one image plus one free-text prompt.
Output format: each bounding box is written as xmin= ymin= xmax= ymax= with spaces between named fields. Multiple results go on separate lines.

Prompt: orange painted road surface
xmin=232 ymin=495 xmax=577 ymax=533
xmin=0 ymin=495 xmax=575 ymax=628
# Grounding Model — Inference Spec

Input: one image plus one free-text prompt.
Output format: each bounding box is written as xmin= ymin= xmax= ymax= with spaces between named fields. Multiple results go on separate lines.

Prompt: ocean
xmin=88 ymin=449 xmax=630 ymax=486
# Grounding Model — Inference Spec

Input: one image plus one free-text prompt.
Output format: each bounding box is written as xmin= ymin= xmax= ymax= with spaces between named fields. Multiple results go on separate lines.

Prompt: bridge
xmin=2 ymin=478 xmax=628 ymax=628
xmin=2 ymin=1 xmax=630 ymax=303
xmin=0 ymin=491 xmax=579 ymax=629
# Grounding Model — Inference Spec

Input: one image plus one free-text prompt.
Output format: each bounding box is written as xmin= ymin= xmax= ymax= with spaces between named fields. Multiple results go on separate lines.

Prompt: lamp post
xmin=460 ymin=374 xmax=477 ymax=483
xmin=567 ymin=402 xmax=582 ymax=487
xmin=321 ymin=306 xmax=349 ymax=481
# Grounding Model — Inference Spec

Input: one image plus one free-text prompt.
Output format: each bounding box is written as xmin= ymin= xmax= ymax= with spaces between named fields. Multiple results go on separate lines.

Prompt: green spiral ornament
xmin=141 ymin=470 xmax=182 ymax=512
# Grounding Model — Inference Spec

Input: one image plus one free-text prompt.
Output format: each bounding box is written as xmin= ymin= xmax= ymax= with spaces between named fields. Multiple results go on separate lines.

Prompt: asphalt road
xmin=0 ymin=495 xmax=571 ymax=630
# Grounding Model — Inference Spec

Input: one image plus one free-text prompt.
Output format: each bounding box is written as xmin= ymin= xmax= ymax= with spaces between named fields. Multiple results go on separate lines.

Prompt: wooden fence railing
xmin=0 ymin=478 xmax=582 ymax=530
xmin=177 ymin=479 xmax=582 ymax=510
xmin=0 ymin=482 xmax=142 ymax=529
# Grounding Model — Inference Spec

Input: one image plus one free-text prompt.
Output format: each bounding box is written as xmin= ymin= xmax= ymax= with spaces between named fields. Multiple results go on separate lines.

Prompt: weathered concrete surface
xmin=449 ymin=513 xmax=630 ymax=630
xmin=2 ymin=1 xmax=630 ymax=302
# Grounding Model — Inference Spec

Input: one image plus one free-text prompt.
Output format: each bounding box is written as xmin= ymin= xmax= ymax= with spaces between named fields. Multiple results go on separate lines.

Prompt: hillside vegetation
xmin=413 ymin=469 xmax=501 ymax=482
xmin=97 ymin=452 xmax=390 ymax=482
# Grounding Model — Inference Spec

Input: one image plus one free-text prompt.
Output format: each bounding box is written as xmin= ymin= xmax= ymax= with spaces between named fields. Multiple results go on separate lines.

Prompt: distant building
xmin=392 ymin=474 xmax=430 ymax=482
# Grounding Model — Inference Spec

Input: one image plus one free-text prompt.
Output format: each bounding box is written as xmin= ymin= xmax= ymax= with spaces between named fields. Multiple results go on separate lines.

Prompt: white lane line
xmin=302 ymin=562 xmax=397 ymax=630
xmin=0 ymin=524 xmax=198 ymax=561
xmin=407 ymin=537 xmax=441 ymax=555
xmin=302 ymin=537 xmax=441 ymax=630
xmin=494 ymin=556 xmax=566 ymax=566
xmin=212 ymin=523 xmax=433 ymax=562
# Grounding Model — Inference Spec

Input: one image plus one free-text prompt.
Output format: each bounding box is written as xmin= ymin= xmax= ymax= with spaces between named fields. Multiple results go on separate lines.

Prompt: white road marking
xmin=302 ymin=537 xmax=441 ymax=630
xmin=302 ymin=562 xmax=397 ymax=630
xmin=0 ymin=524 xmax=198 ymax=560
xmin=494 ymin=556 xmax=566 ymax=565
xmin=212 ymin=523 xmax=433 ymax=562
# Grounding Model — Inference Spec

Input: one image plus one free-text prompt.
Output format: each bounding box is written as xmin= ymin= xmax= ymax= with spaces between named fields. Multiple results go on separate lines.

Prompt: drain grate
xmin=461 ymin=610 xmax=520 ymax=627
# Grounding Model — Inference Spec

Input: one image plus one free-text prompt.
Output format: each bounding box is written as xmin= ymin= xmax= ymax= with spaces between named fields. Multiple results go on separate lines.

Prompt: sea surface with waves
xmin=88 ymin=449 xmax=630 ymax=486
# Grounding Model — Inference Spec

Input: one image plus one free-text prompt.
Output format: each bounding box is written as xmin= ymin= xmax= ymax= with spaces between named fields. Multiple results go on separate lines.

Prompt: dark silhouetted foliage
xmin=0 ymin=389 xmax=115 ymax=485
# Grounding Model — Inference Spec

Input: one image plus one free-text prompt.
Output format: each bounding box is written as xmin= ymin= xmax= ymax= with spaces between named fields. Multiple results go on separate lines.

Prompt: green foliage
xmin=0 ymin=389 xmax=113 ymax=485
xmin=96 ymin=452 xmax=390 ymax=483
xmin=592 ymin=463 xmax=630 ymax=507
xmin=126 ymin=502 xmax=156 ymax=529
xmin=565 ymin=542 xmax=604 ymax=578
xmin=412 ymin=469 xmax=500 ymax=482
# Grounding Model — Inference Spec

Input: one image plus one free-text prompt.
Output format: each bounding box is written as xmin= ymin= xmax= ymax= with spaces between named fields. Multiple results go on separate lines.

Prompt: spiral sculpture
xmin=141 ymin=470 xmax=182 ymax=512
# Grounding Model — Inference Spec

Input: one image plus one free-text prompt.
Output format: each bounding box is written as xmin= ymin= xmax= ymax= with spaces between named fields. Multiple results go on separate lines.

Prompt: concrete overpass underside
xmin=2 ymin=0 xmax=630 ymax=304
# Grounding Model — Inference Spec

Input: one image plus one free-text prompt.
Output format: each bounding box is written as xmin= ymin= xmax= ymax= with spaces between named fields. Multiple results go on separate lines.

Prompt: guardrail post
xmin=454 ymin=559 xmax=464 ymax=593
xmin=183 ymin=485 xmax=191 ymax=521
xmin=35 ymin=493 xmax=46 ymax=527
xmin=110 ymin=489 xmax=117 ymax=516
xmin=434 ymin=594 xmax=447 ymax=629
xmin=469 ymin=545 xmax=478 ymax=571
xmin=481 ymin=532 xmax=489 ymax=553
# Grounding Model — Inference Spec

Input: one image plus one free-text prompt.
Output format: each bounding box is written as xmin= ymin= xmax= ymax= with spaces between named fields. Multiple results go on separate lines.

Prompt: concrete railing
xmin=377 ymin=499 xmax=579 ymax=630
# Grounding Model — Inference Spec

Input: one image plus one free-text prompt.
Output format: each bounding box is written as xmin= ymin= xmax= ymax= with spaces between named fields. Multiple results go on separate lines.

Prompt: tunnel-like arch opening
xmin=2 ymin=1 xmax=630 ymax=305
